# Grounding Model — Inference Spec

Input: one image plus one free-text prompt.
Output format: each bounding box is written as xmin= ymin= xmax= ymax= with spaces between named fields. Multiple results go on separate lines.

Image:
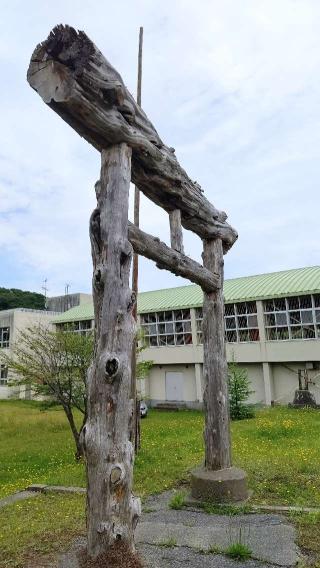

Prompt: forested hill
xmin=0 ymin=288 xmax=45 ymax=310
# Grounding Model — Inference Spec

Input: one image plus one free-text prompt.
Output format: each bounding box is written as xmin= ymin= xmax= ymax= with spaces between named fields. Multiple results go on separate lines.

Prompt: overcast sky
xmin=0 ymin=0 xmax=319 ymax=297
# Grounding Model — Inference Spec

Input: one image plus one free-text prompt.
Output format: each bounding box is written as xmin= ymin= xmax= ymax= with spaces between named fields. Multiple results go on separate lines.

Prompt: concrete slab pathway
xmin=0 ymin=490 xmax=38 ymax=509
xmin=58 ymin=490 xmax=301 ymax=567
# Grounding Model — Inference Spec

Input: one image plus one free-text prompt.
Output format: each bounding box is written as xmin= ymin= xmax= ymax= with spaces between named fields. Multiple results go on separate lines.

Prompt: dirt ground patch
xmin=79 ymin=542 xmax=144 ymax=568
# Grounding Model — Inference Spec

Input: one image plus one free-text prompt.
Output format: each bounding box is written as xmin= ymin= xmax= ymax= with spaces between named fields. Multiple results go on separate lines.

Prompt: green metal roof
xmin=53 ymin=302 xmax=94 ymax=323
xmin=53 ymin=266 xmax=320 ymax=323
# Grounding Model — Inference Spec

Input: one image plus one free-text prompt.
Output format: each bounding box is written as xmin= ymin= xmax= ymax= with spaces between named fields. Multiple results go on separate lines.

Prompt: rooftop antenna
xmin=65 ymin=282 xmax=71 ymax=311
xmin=41 ymin=278 xmax=48 ymax=309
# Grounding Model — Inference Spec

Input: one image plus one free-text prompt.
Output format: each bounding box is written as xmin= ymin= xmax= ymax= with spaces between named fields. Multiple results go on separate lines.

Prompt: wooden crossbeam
xmin=128 ymin=223 xmax=220 ymax=292
xmin=27 ymin=25 xmax=238 ymax=251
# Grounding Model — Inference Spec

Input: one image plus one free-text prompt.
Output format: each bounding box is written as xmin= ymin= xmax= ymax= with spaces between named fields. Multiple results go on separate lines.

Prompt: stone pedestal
xmin=290 ymin=389 xmax=318 ymax=409
xmin=191 ymin=466 xmax=248 ymax=503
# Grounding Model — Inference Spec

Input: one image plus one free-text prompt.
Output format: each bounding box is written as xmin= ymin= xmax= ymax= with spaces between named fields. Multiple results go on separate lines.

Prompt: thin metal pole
xmin=132 ymin=27 xmax=143 ymax=307
xmin=131 ymin=26 xmax=143 ymax=453
xmin=137 ymin=26 xmax=143 ymax=107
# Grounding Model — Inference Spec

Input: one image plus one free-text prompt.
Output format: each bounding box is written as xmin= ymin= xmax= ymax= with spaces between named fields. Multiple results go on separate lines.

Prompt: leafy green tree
xmin=0 ymin=287 xmax=45 ymax=310
xmin=228 ymin=362 xmax=255 ymax=420
xmin=136 ymin=329 xmax=153 ymax=399
xmin=1 ymin=325 xmax=154 ymax=458
xmin=1 ymin=325 xmax=93 ymax=459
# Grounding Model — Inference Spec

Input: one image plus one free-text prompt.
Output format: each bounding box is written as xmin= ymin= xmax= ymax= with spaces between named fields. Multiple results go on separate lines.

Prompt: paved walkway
xmin=0 ymin=489 xmax=38 ymax=509
xmin=58 ymin=491 xmax=301 ymax=567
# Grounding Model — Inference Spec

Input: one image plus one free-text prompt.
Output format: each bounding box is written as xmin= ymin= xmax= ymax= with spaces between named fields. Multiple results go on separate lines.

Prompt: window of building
xmin=314 ymin=294 xmax=320 ymax=339
xmin=140 ymin=309 xmax=192 ymax=347
xmin=195 ymin=308 xmax=203 ymax=344
xmin=0 ymin=365 xmax=8 ymax=386
xmin=264 ymin=295 xmax=318 ymax=340
xmin=0 ymin=327 xmax=10 ymax=348
xmin=56 ymin=320 xmax=94 ymax=336
xmin=195 ymin=301 xmax=260 ymax=344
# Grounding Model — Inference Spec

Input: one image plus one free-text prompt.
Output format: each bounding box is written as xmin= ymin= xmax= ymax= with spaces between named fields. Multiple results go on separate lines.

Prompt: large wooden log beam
xmin=27 ymin=24 xmax=238 ymax=251
xmin=127 ymin=222 xmax=220 ymax=292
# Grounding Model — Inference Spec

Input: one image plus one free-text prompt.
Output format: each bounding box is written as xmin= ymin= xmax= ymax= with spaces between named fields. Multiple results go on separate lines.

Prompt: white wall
xmin=145 ymin=361 xmax=266 ymax=407
xmin=0 ymin=309 xmax=58 ymax=400
xmin=272 ymin=363 xmax=320 ymax=405
xmin=244 ymin=363 xmax=265 ymax=404
xmin=147 ymin=364 xmax=197 ymax=404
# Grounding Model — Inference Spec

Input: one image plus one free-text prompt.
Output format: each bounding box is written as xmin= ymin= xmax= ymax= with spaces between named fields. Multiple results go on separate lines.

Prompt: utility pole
xmin=65 ymin=282 xmax=71 ymax=311
xmin=41 ymin=278 xmax=48 ymax=309
xmin=131 ymin=26 xmax=143 ymax=453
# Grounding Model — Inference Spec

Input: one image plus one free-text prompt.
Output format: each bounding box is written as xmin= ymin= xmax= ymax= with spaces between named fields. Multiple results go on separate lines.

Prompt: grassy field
xmin=1 ymin=401 xmax=320 ymax=566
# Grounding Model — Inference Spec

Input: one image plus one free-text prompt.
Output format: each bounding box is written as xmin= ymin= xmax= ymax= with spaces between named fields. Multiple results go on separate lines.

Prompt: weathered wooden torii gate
xmin=27 ymin=25 xmax=247 ymax=561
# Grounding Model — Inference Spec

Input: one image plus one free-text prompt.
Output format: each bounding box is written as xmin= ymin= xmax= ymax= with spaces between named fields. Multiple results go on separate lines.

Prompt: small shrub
xmin=225 ymin=542 xmax=252 ymax=560
xmin=169 ymin=491 xmax=186 ymax=510
xmin=228 ymin=362 xmax=255 ymax=420
xmin=207 ymin=544 xmax=222 ymax=554
xmin=158 ymin=537 xmax=177 ymax=548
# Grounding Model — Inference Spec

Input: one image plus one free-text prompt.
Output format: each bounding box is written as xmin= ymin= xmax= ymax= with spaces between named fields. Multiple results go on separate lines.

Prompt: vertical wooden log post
xmin=86 ymin=143 xmax=141 ymax=558
xmin=169 ymin=209 xmax=184 ymax=253
xmin=191 ymin=238 xmax=248 ymax=502
xmin=202 ymin=238 xmax=231 ymax=470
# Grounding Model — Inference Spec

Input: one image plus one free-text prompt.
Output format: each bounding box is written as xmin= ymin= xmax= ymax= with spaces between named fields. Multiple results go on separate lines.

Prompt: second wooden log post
xmin=191 ymin=238 xmax=248 ymax=502
xmin=85 ymin=144 xmax=141 ymax=559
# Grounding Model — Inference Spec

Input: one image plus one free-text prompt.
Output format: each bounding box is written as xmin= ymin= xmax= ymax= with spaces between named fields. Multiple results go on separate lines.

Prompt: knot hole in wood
xmin=105 ymin=357 xmax=119 ymax=380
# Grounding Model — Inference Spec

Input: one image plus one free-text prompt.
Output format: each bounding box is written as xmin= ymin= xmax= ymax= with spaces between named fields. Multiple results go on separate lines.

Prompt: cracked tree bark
xmin=202 ymin=238 xmax=231 ymax=470
xmin=85 ymin=143 xmax=140 ymax=558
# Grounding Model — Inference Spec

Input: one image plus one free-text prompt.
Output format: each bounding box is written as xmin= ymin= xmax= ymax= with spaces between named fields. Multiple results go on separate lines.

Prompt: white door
xmin=165 ymin=372 xmax=184 ymax=401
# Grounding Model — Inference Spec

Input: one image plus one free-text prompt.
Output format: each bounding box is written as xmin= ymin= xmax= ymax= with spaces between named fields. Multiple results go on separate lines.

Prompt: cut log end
xmin=28 ymin=24 xmax=94 ymax=75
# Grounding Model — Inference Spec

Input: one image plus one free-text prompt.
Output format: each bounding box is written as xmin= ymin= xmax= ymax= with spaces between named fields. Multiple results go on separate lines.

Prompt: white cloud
xmin=0 ymin=0 xmax=319 ymax=295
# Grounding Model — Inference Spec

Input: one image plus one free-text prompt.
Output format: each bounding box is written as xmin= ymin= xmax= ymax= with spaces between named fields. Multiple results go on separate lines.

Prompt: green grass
xmin=2 ymin=402 xmax=320 ymax=506
xmin=232 ymin=407 xmax=320 ymax=506
xmin=225 ymin=542 xmax=252 ymax=561
xmin=1 ymin=401 xmax=320 ymax=566
xmin=169 ymin=491 xmax=186 ymax=510
xmin=198 ymin=544 xmax=222 ymax=555
xmin=207 ymin=544 xmax=222 ymax=554
xmin=0 ymin=493 xmax=85 ymax=567
xmin=158 ymin=537 xmax=177 ymax=548
xmin=289 ymin=510 xmax=320 ymax=566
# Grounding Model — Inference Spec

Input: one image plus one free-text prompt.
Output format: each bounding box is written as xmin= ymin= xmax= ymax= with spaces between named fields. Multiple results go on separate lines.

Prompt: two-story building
xmin=0 ymin=308 xmax=60 ymax=398
xmin=0 ymin=293 xmax=92 ymax=399
xmin=52 ymin=266 xmax=320 ymax=408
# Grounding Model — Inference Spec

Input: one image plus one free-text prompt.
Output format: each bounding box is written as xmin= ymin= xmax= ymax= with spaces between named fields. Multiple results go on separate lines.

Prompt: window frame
xmin=140 ymin=309 xmax=193 ymax=348
xmin=264 ymin=295 xmax=318 ymax=341
xmin=0 ymin=327 xmax=10 ymax=349
xmin=196 ymin=301 xmax=260 ymax=345
xmin=0 ymin=364 xmax=8 ymax=386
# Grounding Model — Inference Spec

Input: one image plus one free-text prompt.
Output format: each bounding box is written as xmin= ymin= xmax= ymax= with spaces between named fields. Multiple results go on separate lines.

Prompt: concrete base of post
xmin=289 ymin=389 xmax=319 ymax=409
xmin=191 ymin=466 xmax=248 ymax=503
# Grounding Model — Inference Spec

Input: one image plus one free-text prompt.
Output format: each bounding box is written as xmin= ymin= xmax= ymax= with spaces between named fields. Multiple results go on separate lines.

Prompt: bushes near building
xmin=228 ymin=362 xmax=255 ymax=420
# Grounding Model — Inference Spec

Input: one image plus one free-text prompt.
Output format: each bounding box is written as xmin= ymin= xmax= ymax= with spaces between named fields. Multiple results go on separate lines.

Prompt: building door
xmin=165 ymin=372 xmax=184 ymax=401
